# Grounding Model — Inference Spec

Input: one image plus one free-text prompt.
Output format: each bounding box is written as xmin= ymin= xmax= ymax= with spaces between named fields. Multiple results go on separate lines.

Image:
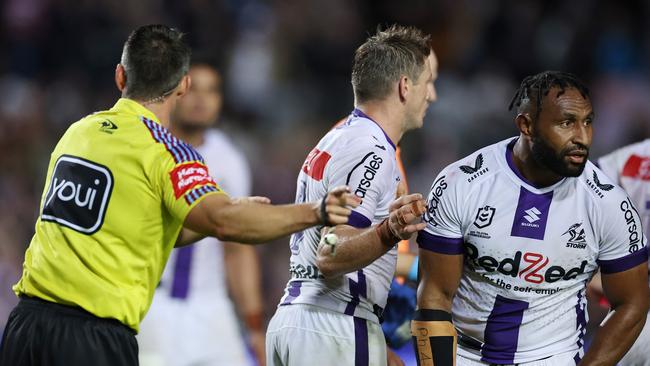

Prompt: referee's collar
xmin=111 ymin=98 xmax=160 ymax=124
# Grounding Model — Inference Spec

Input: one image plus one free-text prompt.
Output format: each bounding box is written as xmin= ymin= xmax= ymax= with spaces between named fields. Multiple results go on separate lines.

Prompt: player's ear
xmin=398 ymin=75 xmax=409 ymax=103
xmin=515 ymin=113 xmax=534 ymax=137
xmin=176 ymin=74 xmax=191 ymax=98
xmin=115 ymin=64 xmax=127 ymax=92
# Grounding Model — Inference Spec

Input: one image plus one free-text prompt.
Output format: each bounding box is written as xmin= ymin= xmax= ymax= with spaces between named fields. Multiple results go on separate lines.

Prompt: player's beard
xmin=531 ymin=134 xmax=589 ymax=177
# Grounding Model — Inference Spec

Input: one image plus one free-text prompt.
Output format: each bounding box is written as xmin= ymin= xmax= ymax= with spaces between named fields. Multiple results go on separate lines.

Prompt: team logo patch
xmin=473 ymin=205 xmax=496 ymax=229
xmin=302 ymin=148 xmax=331 ymax=181
xmin=170 ymin=162 xmax=216 ymax=199
xmin=41 ymin=155 xmax=113 ymax=234
xmin=563 ymin=223 xmax=587 ymax=249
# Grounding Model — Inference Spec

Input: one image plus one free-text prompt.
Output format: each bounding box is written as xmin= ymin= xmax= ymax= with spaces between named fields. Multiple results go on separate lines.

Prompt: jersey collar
xmin=111 ymin=98 xmax=161 ymax=124
xmin=502 ymin=137 xmax=567 ymax=192
xmin=351 ymin=108 xmax=396 ymax=151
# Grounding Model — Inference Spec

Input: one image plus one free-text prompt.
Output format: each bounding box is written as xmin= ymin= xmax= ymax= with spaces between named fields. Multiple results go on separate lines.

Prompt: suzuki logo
xmin=523 ymin=207 xmax=541 ymax=223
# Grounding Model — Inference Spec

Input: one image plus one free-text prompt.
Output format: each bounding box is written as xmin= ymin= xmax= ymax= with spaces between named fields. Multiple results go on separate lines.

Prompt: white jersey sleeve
xmin=326 ymin=136 xmax=395 ymax=228
xmin=417 ymin=161 xmax=470 ymax=254
xmin=591 ymin=171 xmax=648 ymax=273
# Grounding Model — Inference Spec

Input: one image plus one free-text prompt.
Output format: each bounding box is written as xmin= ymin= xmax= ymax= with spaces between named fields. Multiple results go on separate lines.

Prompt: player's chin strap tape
xmin=411 ymin=309 xmax=457 ymax=366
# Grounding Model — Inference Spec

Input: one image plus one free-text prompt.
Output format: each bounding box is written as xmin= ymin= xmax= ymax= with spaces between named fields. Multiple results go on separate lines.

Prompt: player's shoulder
xmin=436 ymin=138 xmax=507 ymax=190
xmin=577 ymin=161 xmax=629 ymax=206
xmin=326 ymin=119 xmax=395 ymax=158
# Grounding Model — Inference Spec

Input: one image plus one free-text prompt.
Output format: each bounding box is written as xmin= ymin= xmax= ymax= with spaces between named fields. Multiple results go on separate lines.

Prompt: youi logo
xmin=41 ymin=155 xmax=113 ymax=234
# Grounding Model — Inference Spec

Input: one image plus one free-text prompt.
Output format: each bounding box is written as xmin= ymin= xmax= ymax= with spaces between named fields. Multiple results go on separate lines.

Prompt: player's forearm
xmin=225 ymin=243 xmax=265 ymax=318
xmin=212 ymin=202 xmax=319 ymax=244
xmin=316 ymin=224 xmax=397 ymax=278
xmin=579 ymin=303 xmax=647 ymax=366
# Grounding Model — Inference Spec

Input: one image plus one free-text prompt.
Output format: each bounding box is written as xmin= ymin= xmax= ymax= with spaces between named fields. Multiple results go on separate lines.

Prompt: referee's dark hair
xmin=352 ymin=24 xmax=431 ymax=104
xmin=509 ymin=71 xmax=590 ymax=120
xmin=120 ymin=24 xmax=191 ymax=101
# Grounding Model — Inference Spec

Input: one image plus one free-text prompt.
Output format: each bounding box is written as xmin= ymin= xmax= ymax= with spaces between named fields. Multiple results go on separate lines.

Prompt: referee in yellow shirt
xmin=0 ymin=25 xmax=361 ymax=366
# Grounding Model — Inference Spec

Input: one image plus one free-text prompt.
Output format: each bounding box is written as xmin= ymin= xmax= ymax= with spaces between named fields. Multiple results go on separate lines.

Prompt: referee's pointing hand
xmin=316 ymin=186 xmax=361 ymax=226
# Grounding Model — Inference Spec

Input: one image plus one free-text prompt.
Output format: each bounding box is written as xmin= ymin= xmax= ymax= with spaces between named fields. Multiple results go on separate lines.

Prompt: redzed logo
xmin=302 ymin=148 xmax=331 ymax=181
xmin=170 ymin=162 xmax=216 ymax=198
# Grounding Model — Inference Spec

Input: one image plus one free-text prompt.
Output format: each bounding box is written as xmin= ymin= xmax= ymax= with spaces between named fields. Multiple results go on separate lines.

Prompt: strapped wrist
xmin=375 ymin=218 xmax=400 ymax=248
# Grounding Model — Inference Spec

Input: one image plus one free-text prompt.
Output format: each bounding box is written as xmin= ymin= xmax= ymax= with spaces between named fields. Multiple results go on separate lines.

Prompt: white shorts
xmin=138 ymin=294 xmax=249 ymax=366
xmin=620 ymin=312 xmax=650 ymax=366
xmin=457 ymin=349 xmax=579 ymax=366
xmin=266 ymin=304 xmax=386 ymax=366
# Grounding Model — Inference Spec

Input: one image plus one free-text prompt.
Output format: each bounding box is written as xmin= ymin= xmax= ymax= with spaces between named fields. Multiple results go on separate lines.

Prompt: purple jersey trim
xmin=352 ymin=108 xmax=396 ymax=151
xmin=597 ymin=247 xmax=648 ymax=274
xmin=416 ymin=231 xmax=464 ymax=255
xmin=348 ymin=210 xmax=372 ymax=228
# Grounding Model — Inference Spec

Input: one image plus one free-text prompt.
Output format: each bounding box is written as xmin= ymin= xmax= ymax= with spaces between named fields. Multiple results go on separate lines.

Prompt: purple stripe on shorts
xmin=574 ymin=291 xmax=586 ymax=364
xmin=354 ymin=317 xmax=369 ymax=366
xmin=510 ymin=186 xmax=553 ymax=241
xmin=170 ymin=245 xmax=194 ymax=298
xmin=597 ymin=247 xmax=648 ymax=274
xmin=348 ymin=210 xmax=372 ymax=228
xmin=481 ymin=295 xmax=529 ymax=364
xmin=345 ymin=270 xmax=367 ymax=315
xmin=416 ymin=231 xmax=464 ymax=254
xmin=280 ymin=281 xmax=303 ymax=305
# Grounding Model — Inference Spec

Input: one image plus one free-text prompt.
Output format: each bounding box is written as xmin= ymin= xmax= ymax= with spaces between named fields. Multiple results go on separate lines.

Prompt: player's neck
xmin=135 ymin=99 xmax=173 ymax=130
xmin=512 ymin=138 xmax=564 ymax=187
xmin=169 ymin=124 xmax=206 ymax=147
xmin=354 ymin=102 xmax=403 ymax=145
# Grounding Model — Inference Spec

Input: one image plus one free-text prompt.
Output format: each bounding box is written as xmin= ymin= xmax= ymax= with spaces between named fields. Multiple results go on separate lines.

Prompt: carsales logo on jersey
xmin=465 ymin=242 xmax=587 ymax=284
xmin=170 ymin=162 xmax=216 ymax=198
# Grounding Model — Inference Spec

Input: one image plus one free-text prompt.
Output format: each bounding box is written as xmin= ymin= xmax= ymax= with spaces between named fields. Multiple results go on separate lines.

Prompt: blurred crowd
xmin=2 ymin=0 xmax=650 ymax=330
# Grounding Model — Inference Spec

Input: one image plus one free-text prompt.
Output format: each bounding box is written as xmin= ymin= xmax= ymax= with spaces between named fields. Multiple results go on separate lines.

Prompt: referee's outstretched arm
xmin=183 ymin=185 xmax=360 ymax=245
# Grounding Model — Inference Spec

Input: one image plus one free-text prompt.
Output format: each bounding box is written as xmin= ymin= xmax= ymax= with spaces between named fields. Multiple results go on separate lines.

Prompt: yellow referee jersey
xmin=13 ymin=98 xmax=224 ymax=332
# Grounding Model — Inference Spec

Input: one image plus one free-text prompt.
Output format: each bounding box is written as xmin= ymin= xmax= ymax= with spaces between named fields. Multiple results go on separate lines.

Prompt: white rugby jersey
xmin=599 ymin=139 xmax=650 ymax=237
xmin=278 ymin=109 xmax=402 ymax=323
xmin=418 ymin=137 xmax=648 ymax=364
xmin=158 ymin=129 xmax=251 ymax=301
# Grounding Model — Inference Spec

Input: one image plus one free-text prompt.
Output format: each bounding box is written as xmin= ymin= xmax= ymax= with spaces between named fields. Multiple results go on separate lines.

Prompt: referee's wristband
xmin=407 ymin=256 xmax=419 ymax=282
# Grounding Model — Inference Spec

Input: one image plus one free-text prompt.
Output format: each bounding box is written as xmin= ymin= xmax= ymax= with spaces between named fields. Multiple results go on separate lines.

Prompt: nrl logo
xmin=473 ymin=205 xmax=496 ymax=229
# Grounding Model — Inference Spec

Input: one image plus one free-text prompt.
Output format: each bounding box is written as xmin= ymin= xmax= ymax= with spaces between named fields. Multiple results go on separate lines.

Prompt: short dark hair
xmin=509 ymin=71 xmax=590 ymax=119
xmin=351 ymin=25 xmax=431 ymax=103
xmin=121 ymin=24 xmax=191 ymax=101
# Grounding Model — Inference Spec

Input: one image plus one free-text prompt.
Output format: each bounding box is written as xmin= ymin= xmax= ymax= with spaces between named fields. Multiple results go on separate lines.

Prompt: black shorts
xmin=0 ymin=296 xmax=138 ymax=366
